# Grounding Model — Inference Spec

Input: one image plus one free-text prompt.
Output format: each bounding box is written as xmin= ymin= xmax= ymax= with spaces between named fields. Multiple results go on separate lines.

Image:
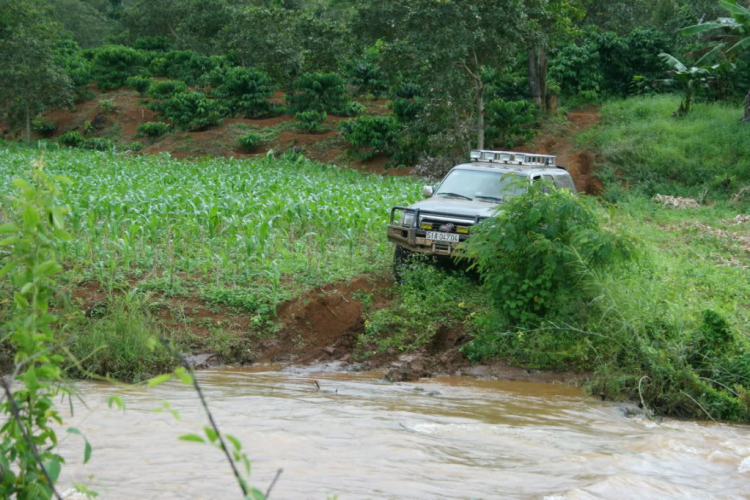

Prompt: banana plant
xmin=657 ymin=46 xmax=725 ymax=116
xmin=681 ymin=0 xmax=750 ymax=121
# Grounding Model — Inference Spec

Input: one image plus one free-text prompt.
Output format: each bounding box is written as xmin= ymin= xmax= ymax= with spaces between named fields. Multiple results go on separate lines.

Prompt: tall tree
xmin=526 ymin=0 xmax=584 ymax=114
xmin=354 ymin=0 xmax=527 ymax=150
xmin=0 ymin=0 xmax=73 ymax=144
xmin=682 ymin=0 xmax=750 ymax=121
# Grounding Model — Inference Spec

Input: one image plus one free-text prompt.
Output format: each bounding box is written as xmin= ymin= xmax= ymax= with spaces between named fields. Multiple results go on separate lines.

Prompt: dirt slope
xmin=528 ymin=106 xmax=603 ymax=194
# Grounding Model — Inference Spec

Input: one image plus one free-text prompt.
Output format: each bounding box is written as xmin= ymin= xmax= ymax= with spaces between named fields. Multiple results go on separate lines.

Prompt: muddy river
xmin=57 ymin=366 xmax=750 ymax=499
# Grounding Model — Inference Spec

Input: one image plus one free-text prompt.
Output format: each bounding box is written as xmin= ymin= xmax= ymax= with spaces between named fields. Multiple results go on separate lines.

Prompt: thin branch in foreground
xmin=1 ymin=380 xmax=64 ymax=500
xmin=265 ymin=468 xmax=284 ymax=499
xmin=178 ymin=355 xmax=249 ymax=498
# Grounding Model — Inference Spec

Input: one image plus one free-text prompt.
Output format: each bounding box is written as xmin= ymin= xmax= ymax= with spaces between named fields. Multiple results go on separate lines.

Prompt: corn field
xmin=0 ymin=147 xmax=420 ymax=300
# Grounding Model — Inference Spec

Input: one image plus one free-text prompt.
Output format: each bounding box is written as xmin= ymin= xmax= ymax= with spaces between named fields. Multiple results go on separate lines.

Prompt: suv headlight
xmin=400 ymin=212 xmax=415 ymax=227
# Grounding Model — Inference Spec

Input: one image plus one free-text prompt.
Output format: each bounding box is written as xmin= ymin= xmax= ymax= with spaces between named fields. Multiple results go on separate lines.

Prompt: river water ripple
xmin=57 ymin=367 xmax=750 ymax=499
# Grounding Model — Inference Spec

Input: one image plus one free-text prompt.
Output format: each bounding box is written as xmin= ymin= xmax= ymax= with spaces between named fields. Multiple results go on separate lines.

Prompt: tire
xmin=392 ymin=245 xmax=413 ymax=283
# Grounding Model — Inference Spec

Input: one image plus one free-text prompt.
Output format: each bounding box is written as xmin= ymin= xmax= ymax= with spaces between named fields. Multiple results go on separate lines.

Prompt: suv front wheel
xmin=392 ymin=245 xmax=412 ymax=282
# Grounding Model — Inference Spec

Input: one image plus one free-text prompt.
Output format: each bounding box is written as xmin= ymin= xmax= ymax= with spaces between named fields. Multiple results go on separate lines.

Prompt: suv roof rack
xmin=470 ymin=149 xmax=556 ymax=167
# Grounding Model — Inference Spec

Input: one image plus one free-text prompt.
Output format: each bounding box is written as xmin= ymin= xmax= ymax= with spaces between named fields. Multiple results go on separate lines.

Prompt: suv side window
xmin=553 ymin=175 xmax=576 ymax=192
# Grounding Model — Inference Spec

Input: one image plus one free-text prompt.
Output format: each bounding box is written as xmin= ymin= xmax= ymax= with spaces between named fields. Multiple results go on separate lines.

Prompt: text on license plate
xmin=426 ymin=231 xmax=459 ymax=243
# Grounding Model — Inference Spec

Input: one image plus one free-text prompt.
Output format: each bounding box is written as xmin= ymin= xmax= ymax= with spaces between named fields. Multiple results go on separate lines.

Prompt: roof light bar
xmin=470 ymin=149 xmax=556 ymax=167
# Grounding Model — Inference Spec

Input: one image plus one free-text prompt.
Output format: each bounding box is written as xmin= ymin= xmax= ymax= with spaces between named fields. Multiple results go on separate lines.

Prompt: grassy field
xmin=577 ymin=96 xmax=750 ymax=199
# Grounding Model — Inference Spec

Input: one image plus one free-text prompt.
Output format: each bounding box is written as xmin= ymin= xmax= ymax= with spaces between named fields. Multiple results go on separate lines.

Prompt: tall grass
xmin=577 ymin=96 xmax=750 ymax=198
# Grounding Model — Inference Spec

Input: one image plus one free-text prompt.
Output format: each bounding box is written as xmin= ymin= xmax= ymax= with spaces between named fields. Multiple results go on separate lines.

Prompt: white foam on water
xmin=738 ymin=456 xmax=750 ymax=474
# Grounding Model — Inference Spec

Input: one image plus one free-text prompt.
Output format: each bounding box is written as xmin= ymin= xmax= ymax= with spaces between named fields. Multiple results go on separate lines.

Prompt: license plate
xmin=426 ymin=231 xmax=459 ymax=243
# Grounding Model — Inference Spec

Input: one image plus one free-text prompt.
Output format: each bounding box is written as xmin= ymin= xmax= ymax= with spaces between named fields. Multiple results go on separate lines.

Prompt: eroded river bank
xmin=58 ymin=366 xmax=750 ymax=500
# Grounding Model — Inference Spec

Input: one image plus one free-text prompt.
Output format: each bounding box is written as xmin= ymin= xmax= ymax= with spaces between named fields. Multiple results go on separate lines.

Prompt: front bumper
xmin=387 ymin=224 xmax=469 ymax=256
xmin=387 ymin=206 xmax=483 ymax=256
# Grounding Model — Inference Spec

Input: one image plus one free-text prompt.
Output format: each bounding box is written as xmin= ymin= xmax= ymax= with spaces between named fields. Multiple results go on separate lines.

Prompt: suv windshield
xmin=435 ymin=170 xmax=527 ymax=203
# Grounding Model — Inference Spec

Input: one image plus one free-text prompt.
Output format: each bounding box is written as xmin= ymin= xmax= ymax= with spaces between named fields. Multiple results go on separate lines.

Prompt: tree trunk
xmin=743 ymin=88 xmax=750 ymax=122
xmin=25 ymin=106 xmax=31 ymax=145
xmin=476 ymin=86 xmax=485 ymax=150
xmin=528 ymin=46 xmax=548 ymax=114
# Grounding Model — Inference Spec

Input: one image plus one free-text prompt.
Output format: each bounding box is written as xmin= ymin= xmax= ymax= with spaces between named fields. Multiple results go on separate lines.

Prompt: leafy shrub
xmin=137 ymin=122 xmax=172 ymax=138
xmin=124 ymin=141 xmax=145 ymax=151
xmin=464 ymin=183 xmax=637 ymax=326
xmin=81 ymin=138 xmax=115 ymax=151
xmin=125 ymin=76 xmax=153 ymax=96
xmin=289 ymin=72 xmax=349 ymax=113
xmin=339 ymin=115 xmax=400 ymax=159
xmin=340 ymin=101 xmax=366 ymax=117
xmin=91 ymin=45 xmax=148 ymax=91
xmin=238 ymin=132 xmax=262 ymax=151
xmin=150 ymin=50 xmax=227 ymax=86
xmin=392 ymin=98 xmax=423 ymax=123
xmin=99 ymin=99 xmax=117 ymax=115
xmin=57 ymin=131 xmax=85 ymax=147
xmin=485 ymin=99 xmax=537 ymax=148
xmin=31 ymin=116 xmax=57 ymax=136
xmin=210 ymin=67 xmax=275 ymax=118
xmin=147 ymin=80 xmax=188 ymax=99
xmin=54 ymin=39 xmax=93 ymax=91
xmin=149 ymin=92 xmax=223 ymax=131
xmin=346 ymin=59 xmax=387 ymax=98
xmin=392 ymin=82 xmax=421 ymax=99
xmin=295 ymin=110 xmax=327 ymax=132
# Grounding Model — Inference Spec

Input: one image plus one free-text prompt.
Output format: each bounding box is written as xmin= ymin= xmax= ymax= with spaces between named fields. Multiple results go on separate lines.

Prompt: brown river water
xmin=57 ymin=366 xmax=750 ymax=500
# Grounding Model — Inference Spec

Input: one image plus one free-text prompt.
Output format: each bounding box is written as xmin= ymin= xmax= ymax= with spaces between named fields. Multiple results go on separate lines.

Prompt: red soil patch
xmin=527 ymin=106 xmax=604 ymax=195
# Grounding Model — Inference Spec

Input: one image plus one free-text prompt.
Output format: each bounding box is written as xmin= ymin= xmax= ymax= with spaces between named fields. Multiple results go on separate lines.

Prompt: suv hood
xmin=408 ymin=197 xmax=501 ymax=219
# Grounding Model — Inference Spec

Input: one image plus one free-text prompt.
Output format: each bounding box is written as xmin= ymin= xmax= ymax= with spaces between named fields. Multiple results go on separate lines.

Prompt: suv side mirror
xmin=422 ymin=185 xmax=434 ymax=198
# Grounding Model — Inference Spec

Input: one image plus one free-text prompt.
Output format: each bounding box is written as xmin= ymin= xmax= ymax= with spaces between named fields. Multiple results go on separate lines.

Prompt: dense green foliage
xmin=238 ymin=132 xmax=262 ymax=151
xmin=57 ymin=131 xmax=85 ymax=147
xmin=339 ymin=116 xmax=400 ymax=159
xmin=91 ymin=45 xmax=147 ymax=91
xmin=211 ymin=66 xmax=276 ymax=118
xmin=289 ymin=72 xmax=349 ymax=114
xmin=465 ymin=184 xmax=637 ymax=325
xmin=147 ymin=80 xmax=188 ymax=100
xmin=149 ymin=92 xmax=223 ymax=131
xmin=125 ymin=75 xmax=153 ymax=96
xmin=0 ymin=166 xmax=74 ymax=498
xmin=137 ymin=121 xmax=172 ymax=138
xmin=295 ymin=110 xmax=327 ymax=132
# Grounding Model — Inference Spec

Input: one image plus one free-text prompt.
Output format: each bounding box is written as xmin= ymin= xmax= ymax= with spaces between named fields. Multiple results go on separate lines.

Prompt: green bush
xmin=57 ymin=131 xmax=85 ymax=147
xmin=137 ymin=122 xmax=172 ymax=138
xmin=392 ymin=98 xmax=423 ymax=123
xmin=124 ymin=141 xmax=145 ymax=151
xmin=340 ymin=101 xmax=367 ymax=117
xmin=346 ymin=58 xmax=387 ymax=98
xmin=339 ymin=115 xmax=400 ymax=159
xmin=295 ymin=110 xmax=327 ymax=132
xmin=91 ymin=45 xmax=148 ymax=91
xmin=150 ymin=50 xmax=227 ymax=86
xmin=54 ymin=39 xmax=93 ymax=91
xmin=464 ymin=183 xmax=637 ymax=326
xmin=81 ymin=138 xmax=115 ymax=151
xmin=147 ymin=80 xmax=188 ymax=99
xmin=485 ymin=99 xmax=537 ymax=148
xmin=289 ymin=72 xmax=349 ymax=114
xmin=211 ymin=66 xmax=275 ymax=118
xmin=238 ymin=132 xmax=262 ymax=151
xmin=125 ymin=76 xmax=153 ymax=96
xmin=149 ymin=92 xmax=223 ymax=131
xmin=31 ymin=116 xmax=57 ymax=136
